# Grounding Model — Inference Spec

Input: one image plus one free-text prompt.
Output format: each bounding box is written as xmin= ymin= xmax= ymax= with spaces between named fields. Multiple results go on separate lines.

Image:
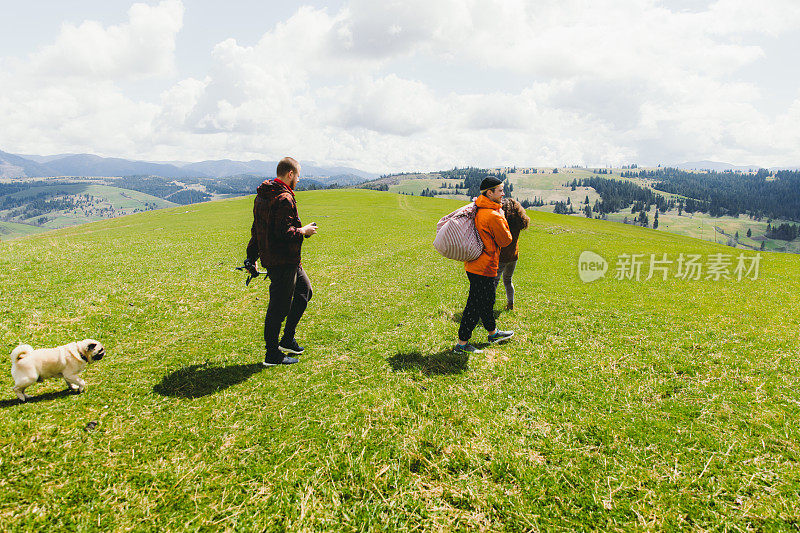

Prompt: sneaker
xmin=488 ymin=330 xmax=514 ymax=343
xmin=453 ymin=343 xmax=483 ymax=354
xmin=278 ymin=339 xmax=305 ymax=355
xmin=262 ymin=354 xmax=299 ymax=367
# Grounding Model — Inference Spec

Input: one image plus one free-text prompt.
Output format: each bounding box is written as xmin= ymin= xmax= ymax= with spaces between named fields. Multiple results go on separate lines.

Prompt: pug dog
xmin=10 ymin=339 xmax=106 ymax=401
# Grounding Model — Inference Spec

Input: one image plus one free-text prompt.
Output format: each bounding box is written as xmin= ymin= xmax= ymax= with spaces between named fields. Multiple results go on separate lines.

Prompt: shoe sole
xmin=454 ymin=346 xmax=483 ymax=354
xmin=278 ymin=346 xmax=305 ymax=355
xmin=489 ymin=333 xmax=514 ymax=344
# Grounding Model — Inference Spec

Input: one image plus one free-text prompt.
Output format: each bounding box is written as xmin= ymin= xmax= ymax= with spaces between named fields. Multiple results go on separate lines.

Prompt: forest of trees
xmin=572 ymin=177 xmax=674 ymax=215
xmin=767 ymin=222 xmax=800 ymax=241
xmin=439 ymin=167 xmax=510 ymax=197
xmin=115 ymin=175 xmax=185 ymax=198
xmin=621 ymin=168 xmax=800 ymax=221
xmin=520 ymin=197 xmax=545 ymax=208
xmin=164 ymin=189 xmax=211 ymax=205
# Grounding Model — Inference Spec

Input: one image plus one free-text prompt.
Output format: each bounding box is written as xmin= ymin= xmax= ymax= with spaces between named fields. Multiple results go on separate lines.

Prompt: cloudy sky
xmin=1 ymin=0 xmax=799 ymax=172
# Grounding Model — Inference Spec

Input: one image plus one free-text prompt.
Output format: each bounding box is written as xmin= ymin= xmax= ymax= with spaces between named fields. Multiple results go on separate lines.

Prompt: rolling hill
xmin=0 ymin=191 xmax=797 ymax=529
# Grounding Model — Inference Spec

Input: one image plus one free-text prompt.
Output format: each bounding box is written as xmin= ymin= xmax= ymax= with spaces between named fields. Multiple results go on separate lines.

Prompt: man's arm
xmin=272 ymin=196 xmax=318 ymax=241
xmin=245 ymin=218 xmax=259 ymax=262
xmin=272 ymin=196 xmax=304 ymax=242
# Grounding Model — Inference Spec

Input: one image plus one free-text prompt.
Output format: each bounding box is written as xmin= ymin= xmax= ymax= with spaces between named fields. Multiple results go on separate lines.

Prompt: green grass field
xmin=0 ymin=220 xmax=44 ymax=240
xmin=1 ymin=190 xmax=798 ymax=530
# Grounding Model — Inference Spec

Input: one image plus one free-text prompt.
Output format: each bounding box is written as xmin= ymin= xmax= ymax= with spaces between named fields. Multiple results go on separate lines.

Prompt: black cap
xmin=480 ymin=176 xmax=503 ymax=192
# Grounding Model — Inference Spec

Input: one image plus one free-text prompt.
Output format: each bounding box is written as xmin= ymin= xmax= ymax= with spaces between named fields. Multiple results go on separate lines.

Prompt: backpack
xmin=433 ymin=201 xmax=484 ymax=261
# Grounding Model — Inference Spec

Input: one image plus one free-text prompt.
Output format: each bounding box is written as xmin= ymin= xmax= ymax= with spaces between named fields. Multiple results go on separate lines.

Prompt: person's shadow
xmin=387 ymin=348 xmax=470 ymax=376
xmin=153 ymin=362 xmax=263 ymax=399
xmin=0 ymin=389 xmax=74 ymax=408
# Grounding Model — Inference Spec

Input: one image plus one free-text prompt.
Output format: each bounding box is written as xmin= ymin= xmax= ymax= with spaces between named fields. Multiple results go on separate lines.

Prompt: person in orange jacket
xmin=455 ymin=176 xmax=515 ymax=353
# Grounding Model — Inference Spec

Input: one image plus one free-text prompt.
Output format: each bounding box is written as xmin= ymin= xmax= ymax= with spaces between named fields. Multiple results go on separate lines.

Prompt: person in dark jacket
xmin=245 ymin=157 xmax=318 ymax=366
xmin=495 ymin=197 xmax=530 ymax=310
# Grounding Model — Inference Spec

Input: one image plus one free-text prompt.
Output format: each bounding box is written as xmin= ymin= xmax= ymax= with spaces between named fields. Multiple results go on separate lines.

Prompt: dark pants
xmin=264 ymin=264 xmax=312 ymax=353
xmin=458 ymin=272 xmax=497 ymax=342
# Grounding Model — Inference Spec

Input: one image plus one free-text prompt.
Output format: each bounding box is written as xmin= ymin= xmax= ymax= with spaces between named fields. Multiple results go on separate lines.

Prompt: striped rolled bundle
xmin=433 ymin=201 xmax=484 ymax=262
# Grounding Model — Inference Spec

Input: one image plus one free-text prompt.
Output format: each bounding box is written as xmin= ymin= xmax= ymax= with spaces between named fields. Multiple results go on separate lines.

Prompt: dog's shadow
xmin=153 ymin=362 xmax=263 ymax=399
xmin=0 ymin=389 xmax=75 ymax=408
xmin=388 ymin=349 xmax=469 ymax=376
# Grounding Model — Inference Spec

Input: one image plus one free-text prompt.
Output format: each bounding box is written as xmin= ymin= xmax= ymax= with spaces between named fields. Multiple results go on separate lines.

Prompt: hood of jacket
xmin=256 ymin=179 xmax=294 ymax=200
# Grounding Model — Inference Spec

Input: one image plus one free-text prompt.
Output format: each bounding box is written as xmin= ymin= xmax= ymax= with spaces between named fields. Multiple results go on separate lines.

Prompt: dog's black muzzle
xmin=94 ymin=350 xmax=105 ymax=361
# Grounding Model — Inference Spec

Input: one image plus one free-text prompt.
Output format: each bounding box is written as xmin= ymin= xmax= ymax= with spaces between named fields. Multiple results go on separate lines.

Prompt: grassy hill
xmin=1 ymin=190 xmax=798 ymax=530
xmin=373 ymin=168 xmax=800 ymax=253
xmin=0 ymin=182 xmax=175 ymax=239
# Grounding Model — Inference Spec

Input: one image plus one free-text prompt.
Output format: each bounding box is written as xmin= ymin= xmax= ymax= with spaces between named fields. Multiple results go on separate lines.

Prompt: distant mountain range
xmin=0 ymin=149 xmax=377 ymax=183
xmin=674 ymin=160 xmax=800 ymax=172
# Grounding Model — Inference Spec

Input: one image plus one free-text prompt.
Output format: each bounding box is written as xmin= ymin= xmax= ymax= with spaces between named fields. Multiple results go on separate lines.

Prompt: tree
xmin=747 ymin=228 xmax=752 ymax=238
xmin=653 ymin=211 xmax=659 ymax=229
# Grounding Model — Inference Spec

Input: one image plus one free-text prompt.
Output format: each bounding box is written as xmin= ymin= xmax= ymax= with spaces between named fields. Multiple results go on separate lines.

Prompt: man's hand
xmin=243 ymin=258 xmax=259 ymax=277
xmin=300 ymin=222 xmax=318 ymax=237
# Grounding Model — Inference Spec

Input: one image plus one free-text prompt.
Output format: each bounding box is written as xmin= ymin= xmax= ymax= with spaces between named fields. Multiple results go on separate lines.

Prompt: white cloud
xmin=332 ymin=74 xmax=440 ymax=135
xmin=30 ymin=0 xmax=183 ymax=80
xmin=1 ymin=0 xmax=799 ymax=171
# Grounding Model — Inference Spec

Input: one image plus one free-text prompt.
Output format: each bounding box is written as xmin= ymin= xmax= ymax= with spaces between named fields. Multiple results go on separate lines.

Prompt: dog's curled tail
xmin=11 ymin=344 xmax=32 ymax=363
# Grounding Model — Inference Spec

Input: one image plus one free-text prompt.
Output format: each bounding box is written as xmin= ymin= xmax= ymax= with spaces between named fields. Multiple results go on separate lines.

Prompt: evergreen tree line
xmin=117 ymin=175 xmax=184 ymax=198
xmin=440 ymin=167 xmax=510 ymax=197
xmin=572 ymin=177 xmax=672 ymax=214
xmin=359 ymin=183 xmax=389 ymax=191
xmin=635 ymin=168 xmax=800 ymax=221
xmin=1 ymin=191 xmax=79 ymax=212
xmin=164 ymin=189 xmax=212 ymax=205
xmin=0 ymin=183 xmax=24 ymax=196
xmin=553 ymin=201 xmax=574 ymax=215
xmin=520 ymin=197 xmax=545 ymax=208
xmin=767 ymin=222 xmax=800 ymax=241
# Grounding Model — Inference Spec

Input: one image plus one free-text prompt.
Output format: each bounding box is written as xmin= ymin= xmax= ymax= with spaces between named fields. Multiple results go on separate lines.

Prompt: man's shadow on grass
xmin=0 ymin=389 xmax=74 ymax=408
xmin=153 ymin=362 xmax=263 ymax=399
xmin=388 ymin=348 xmax=472 ymax=376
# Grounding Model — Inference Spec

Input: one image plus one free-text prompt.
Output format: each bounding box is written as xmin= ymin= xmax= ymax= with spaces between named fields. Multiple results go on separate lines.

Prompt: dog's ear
xmin=86 ymin=342 xmax=97 ymax=352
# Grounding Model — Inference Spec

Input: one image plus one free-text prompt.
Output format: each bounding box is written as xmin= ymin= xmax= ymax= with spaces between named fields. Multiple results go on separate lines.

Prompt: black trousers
xmin=458 ymin=272 xmax=497 ymax=342
xmin=264 ymin=264 xmax=312 ymax=353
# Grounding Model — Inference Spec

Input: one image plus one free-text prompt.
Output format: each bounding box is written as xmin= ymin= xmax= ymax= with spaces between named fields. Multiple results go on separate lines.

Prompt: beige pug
xmin=10 ymin=339 xmax=106 ymax=401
